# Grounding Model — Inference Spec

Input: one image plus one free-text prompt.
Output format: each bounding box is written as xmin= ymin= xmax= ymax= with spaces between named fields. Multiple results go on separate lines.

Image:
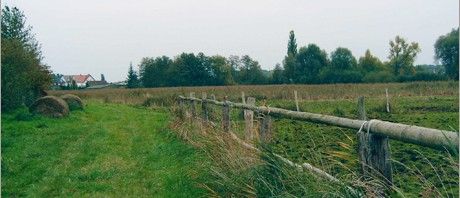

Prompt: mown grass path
xmin=2 ymin=102 xmax=207 ymax=197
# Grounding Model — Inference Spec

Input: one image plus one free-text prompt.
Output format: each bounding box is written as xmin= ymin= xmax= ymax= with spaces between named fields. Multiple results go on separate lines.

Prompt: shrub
xmin=363 ymin=71 xmax=396 ymax=83
xmin=60 ymin=94 xmax=84 ymax=110
xmin=397 ymin=72 xmax=447 ymax=82
xmin=29 ymin=96 xmax=69 ymax=118
xmin=319 ymin=69 xmax=363 ymax=84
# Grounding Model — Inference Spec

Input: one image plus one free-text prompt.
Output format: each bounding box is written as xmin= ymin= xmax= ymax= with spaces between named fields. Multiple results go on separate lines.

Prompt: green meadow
xmin=1 ymin=102 xmax=208 ymax=197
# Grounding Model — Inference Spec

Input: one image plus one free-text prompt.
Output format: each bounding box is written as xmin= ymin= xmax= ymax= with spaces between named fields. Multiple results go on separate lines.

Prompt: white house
xmin=61 ymin=74 xmax=96 ymax=87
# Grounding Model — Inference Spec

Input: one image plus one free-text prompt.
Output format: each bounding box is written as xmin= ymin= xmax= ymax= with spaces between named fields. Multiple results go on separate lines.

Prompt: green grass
xmin=264 ymin=95 xmax=459 ymax=197
xmin=197 ymin=95 xmax=458 ymax=197
xmin=2 ymin=102 xmax=209 ymax=197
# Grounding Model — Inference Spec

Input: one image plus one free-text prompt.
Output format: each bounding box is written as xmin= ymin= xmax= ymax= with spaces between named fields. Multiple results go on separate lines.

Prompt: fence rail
xmin=178 ymin=93 xmax=458 ymax=193
xmin=179 ymin=96 xmax=458 ymax=151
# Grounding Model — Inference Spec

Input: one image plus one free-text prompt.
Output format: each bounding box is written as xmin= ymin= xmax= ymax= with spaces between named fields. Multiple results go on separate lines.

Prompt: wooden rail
xmin=178 ymin=94 xmax=458 ymax=194
xmin=179 ymin=96 xmax=458 ymax=151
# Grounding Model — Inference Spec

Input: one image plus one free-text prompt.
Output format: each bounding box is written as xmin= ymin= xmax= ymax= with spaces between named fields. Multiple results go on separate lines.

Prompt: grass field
xmin=1 ymin=102 xmax=209 ymax=197
xmin=36 ymin=81 xmax=459 ymax=197
xmin=184 ymin=93 xmax=459 ymax=197
xmin=49 ymin=81 xmax=458 ymax=106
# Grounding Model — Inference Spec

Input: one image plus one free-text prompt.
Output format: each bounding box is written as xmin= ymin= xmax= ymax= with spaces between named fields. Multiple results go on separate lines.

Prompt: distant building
xmin=87 ymin=74 xmax=108 ymax=87
xmin=61 ymin=74 xmax=96 ymax=87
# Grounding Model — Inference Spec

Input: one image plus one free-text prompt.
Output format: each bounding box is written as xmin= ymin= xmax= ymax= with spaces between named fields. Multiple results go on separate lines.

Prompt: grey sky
xmin=3 ymin=0 xmax=459 ymax=82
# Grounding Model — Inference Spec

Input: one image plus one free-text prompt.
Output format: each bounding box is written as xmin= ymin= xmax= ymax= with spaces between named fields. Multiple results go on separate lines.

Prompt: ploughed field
xmin=49 ymin=81 xmax=459 ymax=197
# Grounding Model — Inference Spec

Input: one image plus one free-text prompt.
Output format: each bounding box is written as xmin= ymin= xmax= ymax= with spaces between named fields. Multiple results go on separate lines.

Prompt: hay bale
xmin=29 ymin=96 xmax=69 ymax=118
xmin=60 ymin=94 xmax=84 ymax=110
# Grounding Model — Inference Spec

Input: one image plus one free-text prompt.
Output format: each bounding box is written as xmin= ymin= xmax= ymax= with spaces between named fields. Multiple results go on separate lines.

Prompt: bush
xmin=397 ymin=72 xmax=447 ymax=82
xmin=29 ymin=96 xmax=69 ymax=118
xmin=319 ymin=69 xmax=363 ymax=84
xmin=60 ymin=94 xmax=84 ymax=110
xmin=363 ymin=71 xmax=396 ymax=83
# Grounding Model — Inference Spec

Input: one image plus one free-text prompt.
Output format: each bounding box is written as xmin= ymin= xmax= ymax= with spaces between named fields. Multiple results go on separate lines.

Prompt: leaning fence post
xmin=201 ymin=92 xmax=208 ymax=124
xmin=222 ymin=96 xmax=230 ymax=132
xmin=357 ymin=96 xmax=393 ymax=187
xmin=245 ymin=97 xmax=256 ymax=141
xmin=190 ymin=92 xmax=196 ymax=117
xmin=294 ymin=90 xmax=300 ymax=111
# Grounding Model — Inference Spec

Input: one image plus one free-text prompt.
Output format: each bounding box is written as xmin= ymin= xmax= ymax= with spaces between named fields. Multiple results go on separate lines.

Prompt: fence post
xmin=245 ymin=97 xmax=256 ymax=141
xmin=259 ymin=114 xmax=272 ymax=143
xmin=240 ymin=91 xmax=246 ymax=119
xmin=201 ymin=92 xmax=208 ymax=124
xmin=178 ymin=98 xmax=185 ymax=120
xmin=357 ymin=96 xmax=393 ymax=187
xmin=222 ymin=96 xmax=230 ymax=132
xmin=190 ymin=92 xmax=196 ymax=117
xmin=294 ymin=90 xmax=300 ymax=111
xmin=385 ymin=88 xmax=390 ymax=113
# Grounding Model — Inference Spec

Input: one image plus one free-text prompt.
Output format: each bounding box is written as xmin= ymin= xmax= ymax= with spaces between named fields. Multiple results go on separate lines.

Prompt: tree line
xmin=129 ymin=53 xmax=267 ymax=88
xmin=127 ymin=29 xmax=458 ymax=88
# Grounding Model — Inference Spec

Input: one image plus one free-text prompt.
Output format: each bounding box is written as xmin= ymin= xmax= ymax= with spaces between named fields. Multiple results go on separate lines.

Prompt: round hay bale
xmin=29 ymin=96 xmax=69 ymax=118
xmin=60 ymin=94 xmax=84 ymax=111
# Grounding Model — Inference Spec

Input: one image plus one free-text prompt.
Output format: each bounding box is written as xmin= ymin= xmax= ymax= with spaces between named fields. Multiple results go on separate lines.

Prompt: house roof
xmin=63 ymin=74 xmax=94 ymax=84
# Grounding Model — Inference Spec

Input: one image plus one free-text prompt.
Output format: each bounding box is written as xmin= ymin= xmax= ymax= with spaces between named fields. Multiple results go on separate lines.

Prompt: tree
xmin=283 ymin=31 xmax=299 ymax=83
xmin=358 ymin=49 xmax=385 ymax=73
xmin=1 ymin=6 xmax=52 ymax=110
xmin=295 ymin=44 xmax=328 ymax=83
xmin=140 ymin=56 xmax=172 ymax=87
xmin=168 ymin=53 xmax=212 ymax=86
xmin=228 ymin=55 xmax=241 ymax=83
xmin=126 ymin=63 xmax=139 ymax=88
xmin=238 ymin=55 xmax=266 ymax=84
xmin=101 ymin=74 xmax=106 ymax=82
xmin=434 ymin=28 xmax=459 ymax=80
xmin=208 ymin=55 xmax=234 ymax=85
xmin=282 ymin=54 xmax=297 ymax=83
xmin=317 ymin=47 xmax=362 ymax=84
xmin=388 ymin=36 xmax=421 ymax=76
xmin=287 ymin=30 xmax=298 ymax=56
xmin=51 ymin=73 xmax=63 ymax=87
xmin=71 ymin=80 xmax=78 ymax=90
xmin=330 ymin=47 xmax=357 ymax=70
xmin=271 ymin=64 xmax=285 ymax=84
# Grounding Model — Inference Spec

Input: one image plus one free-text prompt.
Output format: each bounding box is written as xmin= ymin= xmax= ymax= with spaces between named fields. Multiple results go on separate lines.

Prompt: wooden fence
xmin=177 ymin=93 xmax=458 ymax=187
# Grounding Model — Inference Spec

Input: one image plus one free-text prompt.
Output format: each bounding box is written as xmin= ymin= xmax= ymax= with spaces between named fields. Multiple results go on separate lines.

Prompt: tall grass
xmin=170 ymin=93 xmax=458 ymax=197
xmin=170 ymin=110 xmax=365 ymax=197
xmin=49 ymin=81 xmax=458 ymax=106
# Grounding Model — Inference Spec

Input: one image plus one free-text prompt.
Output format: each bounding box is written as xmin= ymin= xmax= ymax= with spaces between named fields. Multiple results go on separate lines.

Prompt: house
xmin=86 ymin=74 xmax=108 ymax=87
xmin=61 ymin=74 xmax=96 ymax=87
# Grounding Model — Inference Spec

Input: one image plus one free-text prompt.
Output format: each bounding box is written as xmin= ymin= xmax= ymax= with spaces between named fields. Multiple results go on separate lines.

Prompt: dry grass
xmin=49 ymin=81 xmax=458 ymax=106
xmin=170 ymin=105 xmax=369 ymax=197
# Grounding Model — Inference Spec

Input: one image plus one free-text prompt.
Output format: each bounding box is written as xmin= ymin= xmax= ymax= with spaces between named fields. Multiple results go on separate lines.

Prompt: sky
xmin=2 ymin=0 xmax=459 ymax=82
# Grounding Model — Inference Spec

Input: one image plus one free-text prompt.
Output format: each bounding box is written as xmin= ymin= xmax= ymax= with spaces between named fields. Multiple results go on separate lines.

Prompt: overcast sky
xmin=3 ymin=0 xmax=459 ymax=82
